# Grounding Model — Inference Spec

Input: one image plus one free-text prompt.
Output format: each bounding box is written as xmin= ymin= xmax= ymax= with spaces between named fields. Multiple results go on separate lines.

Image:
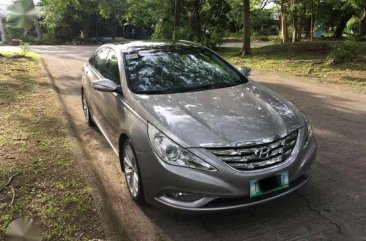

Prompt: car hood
xmin=133 ymin=81 xmax=305 ymax=148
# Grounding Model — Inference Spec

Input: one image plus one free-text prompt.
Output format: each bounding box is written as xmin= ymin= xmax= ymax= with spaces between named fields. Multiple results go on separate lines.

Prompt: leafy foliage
xmin=327 ymin=41 xmax=358 ymax=64
xmin=20 ymin=42 xmax=30 ymax=56
xmin=6 ymin=0 xmax=365 ymax=47
xmin=7 ymin=0 xmax=37 ymax=31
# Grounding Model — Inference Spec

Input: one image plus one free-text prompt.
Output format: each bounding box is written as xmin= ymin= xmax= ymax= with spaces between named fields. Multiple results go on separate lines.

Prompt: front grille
xmin=207 ymin=131 xmax=298 ymax=171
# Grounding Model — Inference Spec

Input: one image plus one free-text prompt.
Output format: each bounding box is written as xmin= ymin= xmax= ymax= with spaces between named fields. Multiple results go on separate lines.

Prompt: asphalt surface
xmin=8 ymin=45 xmax=365 ymax=241
xmin=221 ymin=41 xmax=274 ymax=48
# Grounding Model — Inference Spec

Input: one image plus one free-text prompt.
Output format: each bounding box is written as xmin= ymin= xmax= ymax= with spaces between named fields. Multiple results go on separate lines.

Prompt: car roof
xmin=111 ymin=40 xmax=203 ymax=53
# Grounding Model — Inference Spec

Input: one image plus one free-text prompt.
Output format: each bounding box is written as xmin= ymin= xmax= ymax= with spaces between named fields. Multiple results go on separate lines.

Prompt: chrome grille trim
xmin=207 ymin=130 xmax=298 ymax=171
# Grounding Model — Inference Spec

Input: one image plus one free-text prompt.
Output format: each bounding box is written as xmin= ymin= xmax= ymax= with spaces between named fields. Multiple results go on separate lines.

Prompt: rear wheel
xmin=122 ymin=141 xmax=144 ymax=203
xmin=81 ymin=90 xmax=94 ymax=126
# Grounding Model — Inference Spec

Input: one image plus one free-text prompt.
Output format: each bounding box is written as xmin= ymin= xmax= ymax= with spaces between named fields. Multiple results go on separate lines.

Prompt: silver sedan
xmin=81 ymin=41 xmax=317 ymax=212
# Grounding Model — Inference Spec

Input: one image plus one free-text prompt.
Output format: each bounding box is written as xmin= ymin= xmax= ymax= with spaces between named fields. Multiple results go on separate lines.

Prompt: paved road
xmin=221 ymin=41 xmax=274 ymax=48
xmin=25 ymin=45 xmax=366 ymax=241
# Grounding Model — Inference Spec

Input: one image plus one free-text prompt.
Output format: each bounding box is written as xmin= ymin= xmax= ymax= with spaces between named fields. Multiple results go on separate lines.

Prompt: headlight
xmin=302 ymin=114 xmax=314 ymax=146
xmin=148 ymin=123 xmax=217 ymax=172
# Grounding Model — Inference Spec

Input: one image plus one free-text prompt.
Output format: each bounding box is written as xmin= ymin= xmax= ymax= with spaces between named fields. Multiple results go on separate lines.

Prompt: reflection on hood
xmin=134 ymin=82 xmax=304 ymax=147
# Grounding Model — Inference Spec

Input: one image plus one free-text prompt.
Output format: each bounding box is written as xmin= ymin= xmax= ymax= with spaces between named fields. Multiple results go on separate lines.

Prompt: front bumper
xmin=135 ymin=129 xmax=317 ymax=213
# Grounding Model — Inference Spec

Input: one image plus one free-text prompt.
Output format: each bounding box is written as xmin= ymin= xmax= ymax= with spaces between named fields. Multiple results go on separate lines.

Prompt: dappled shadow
xmin=0 ymin=58 xmax=36 ymax=105
xmin=38 ymin=45 xmax=366 ymax=240
xmin=51 ymin=74 xmax=83 ymax=96
xmin=341 ymin=75 xmax=366 ymax=82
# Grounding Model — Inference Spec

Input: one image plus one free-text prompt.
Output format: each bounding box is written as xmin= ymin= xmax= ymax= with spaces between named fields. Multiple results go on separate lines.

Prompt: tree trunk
xmin=311 ymin=0 xmax=320 ymax=41
xmin=333 ymin=13 xmax=353 ymax=39
xmin=30 ymin=0 xmax=42 ymax=39
xmin=291 ymin=0 xmax=298 ymax=42
xmin=192 ymin=0 xmax=202 ymax=38
xmin=34 ymin=20 xmax=42 ymax=39
xmin=309 ymin=0 xmax=314 ymax=41
xmin=305 ymin=18 xmax=311 ymax=39
xmin=360 ymin=8 xmax=366 ymax=37
xmin=280 ymin=0 xmax=288 ymax=43
xmin=174 ymin=0 xmax=182 ymax=26
xmin=173 ymin=0 xmax=182 ymax=40
xmin=241 ymin=0 xmax=252 ymax=56
xmin=297 ymin=4 xmax=306 ymax=41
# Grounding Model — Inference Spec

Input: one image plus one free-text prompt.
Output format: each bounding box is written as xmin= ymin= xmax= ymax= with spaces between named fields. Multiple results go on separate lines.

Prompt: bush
xmin=345 ymin=16 xmax=360 ymax=35
xmin=6 ymin=26 xmax=24 ymax=40
xmin=20 ymin=43 xmax=30 ymax=56
xmin=268 ymin=35 xmax=282 ymax=44
xmin=200 ymin=29 xmax=227 ymax=49
xmin=22 ymin=35 xmax=41 ymax=44
xmin=327 ymin=41 xmax=358 ymax=64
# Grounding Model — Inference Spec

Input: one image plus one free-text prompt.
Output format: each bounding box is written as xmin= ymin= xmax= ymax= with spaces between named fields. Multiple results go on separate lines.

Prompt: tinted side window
xmin=89 ymin=53 xmax=98 ymax=68
xmin=103 ymin=50 xmax=120 ymax=84
xmin=89 ymin=48 xmax=109 ymax=73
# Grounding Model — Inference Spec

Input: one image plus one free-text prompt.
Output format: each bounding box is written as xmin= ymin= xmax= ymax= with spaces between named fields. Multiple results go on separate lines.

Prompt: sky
xmin=0 ymin=0 xmax=41 ymax=5
xmin=0 ymin=0 xmax=41 ymax=17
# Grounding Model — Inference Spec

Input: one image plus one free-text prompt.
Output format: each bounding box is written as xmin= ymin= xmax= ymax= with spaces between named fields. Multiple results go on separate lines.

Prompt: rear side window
xmin=103 ymin=50 xmax=120 ymax=84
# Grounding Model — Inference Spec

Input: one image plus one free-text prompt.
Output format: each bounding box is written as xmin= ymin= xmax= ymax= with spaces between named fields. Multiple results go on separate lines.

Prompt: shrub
xmin=20 ymin=43 xmax=30 ymax=56
xmin=200 ymin=28 xmax=227 ymax=49
xmin=345 ymin=16 xmax=360 ymax=35
xmin=5 ymin=26 xmax=24 ymax=40
xmin=268 ymin=35 xmax=282 ymax=44
xmin=327 ymin=41 xmax=358 ymax=64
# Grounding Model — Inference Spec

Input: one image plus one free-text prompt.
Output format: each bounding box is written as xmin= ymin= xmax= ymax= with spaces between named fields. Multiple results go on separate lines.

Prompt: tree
xmin=280 ymin=0 xmax=289 ymax=43
xmin=316 ymin=0 xmax=360 ymax=39
xmin=7 ymin=0 xmax=41 ymax=39
xmin=241 ymin=0 xmax=252 ymax=55
xmin=41 ymin=0 xmax=122 ymax=40
xmin=360 ymin=8 xmax=366 ymax=36
xmin=150 ymin=0 xmax=230 ymax=48
xmin=98 ymin=0 xmax=127 ymax=39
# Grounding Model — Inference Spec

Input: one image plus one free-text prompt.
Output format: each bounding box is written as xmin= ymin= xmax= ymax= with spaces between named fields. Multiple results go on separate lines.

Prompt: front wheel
xmin=81 ymin=90 xmax=94 ymax=127
xmin=122 ymin=141 xmax=144 ymax=203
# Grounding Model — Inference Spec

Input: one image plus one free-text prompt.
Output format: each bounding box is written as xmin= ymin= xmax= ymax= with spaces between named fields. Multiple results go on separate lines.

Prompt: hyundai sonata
xmin=81 ymin=41 xmax=317 ymax=212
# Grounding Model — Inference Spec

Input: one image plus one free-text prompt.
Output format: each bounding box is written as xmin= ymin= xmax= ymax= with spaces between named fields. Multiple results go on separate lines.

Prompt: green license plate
xmin=249 ymin=172 xmax=289 ymax=198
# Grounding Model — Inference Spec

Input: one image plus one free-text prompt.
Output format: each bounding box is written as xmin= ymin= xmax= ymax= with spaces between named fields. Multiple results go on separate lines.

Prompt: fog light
xmin=166 ymin=191 xmax=202 ymax=202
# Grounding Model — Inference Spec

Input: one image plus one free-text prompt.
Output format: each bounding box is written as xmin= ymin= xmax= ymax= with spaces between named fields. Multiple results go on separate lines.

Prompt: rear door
xmin=84 ymin=47 xmax=110 ymax=125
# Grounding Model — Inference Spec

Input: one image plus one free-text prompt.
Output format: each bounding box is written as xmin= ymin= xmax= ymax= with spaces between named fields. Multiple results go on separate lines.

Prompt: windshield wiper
xmin=135 ymin=83 xmax=242 ymax=95
xmin=179 ymin=83 xmax=240 ymax=92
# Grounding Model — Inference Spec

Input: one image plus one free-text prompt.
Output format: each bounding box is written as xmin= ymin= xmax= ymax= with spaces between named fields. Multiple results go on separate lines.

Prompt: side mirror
xmin=91 ymin=79 xmax=121 ymax=94
xmin=239 ymin=67 xmax=251 ymax=77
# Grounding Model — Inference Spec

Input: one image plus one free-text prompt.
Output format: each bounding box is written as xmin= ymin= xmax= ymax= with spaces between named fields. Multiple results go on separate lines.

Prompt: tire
xmin=122 ymin=140 xmax=144 ymax=203
xmin=81 ymin=89 xmax=94 ymax=127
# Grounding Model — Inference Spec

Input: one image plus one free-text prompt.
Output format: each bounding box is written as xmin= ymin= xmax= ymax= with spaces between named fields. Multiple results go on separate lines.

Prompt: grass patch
xmin=219 ymin=41 xmax=366 ymax=92
xmin=0 ymin=52 xmax=105 ymax=240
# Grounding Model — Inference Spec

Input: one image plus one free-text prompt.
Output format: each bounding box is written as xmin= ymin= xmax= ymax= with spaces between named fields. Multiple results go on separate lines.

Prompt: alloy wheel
xmin=123 ymin=144 xmax=140 ymax=198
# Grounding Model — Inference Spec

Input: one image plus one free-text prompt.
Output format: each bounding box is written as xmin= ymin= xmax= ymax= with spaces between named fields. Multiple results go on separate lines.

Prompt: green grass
xmin=219 ymin=41 xmax=366 ymax=92
xmin=0 ymin=52 xmax=105 ymax=240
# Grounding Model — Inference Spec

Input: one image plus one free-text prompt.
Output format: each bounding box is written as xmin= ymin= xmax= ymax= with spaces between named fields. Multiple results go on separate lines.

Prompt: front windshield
xmin=124 ymin=47 xmax=247 ymax=94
